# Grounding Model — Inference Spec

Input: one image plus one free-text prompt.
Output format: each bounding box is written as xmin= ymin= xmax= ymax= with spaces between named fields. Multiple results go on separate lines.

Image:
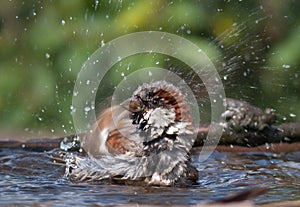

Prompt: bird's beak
xmin=120 ymin=98 xmax=141 ymax=113
xmin=120 ymin=99 xmax=130 ymax=111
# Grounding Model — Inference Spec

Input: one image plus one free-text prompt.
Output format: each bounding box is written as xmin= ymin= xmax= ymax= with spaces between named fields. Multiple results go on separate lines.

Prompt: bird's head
xmin=122 ymin=81 xmax=194 ymax=155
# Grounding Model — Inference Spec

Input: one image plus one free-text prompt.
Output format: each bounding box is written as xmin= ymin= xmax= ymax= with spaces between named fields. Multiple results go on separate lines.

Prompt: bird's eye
xmin=152 ymin=98 xmax=159 ymax=105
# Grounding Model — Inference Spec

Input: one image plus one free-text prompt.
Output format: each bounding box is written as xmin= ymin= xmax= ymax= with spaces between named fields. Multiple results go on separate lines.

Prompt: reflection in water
xmin=0 ymin=148 xmax=299 ymax=206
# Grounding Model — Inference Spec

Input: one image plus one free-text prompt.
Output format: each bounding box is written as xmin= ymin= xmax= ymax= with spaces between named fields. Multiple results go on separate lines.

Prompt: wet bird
xmin=65 ymin=81 xmax=198 ymax=186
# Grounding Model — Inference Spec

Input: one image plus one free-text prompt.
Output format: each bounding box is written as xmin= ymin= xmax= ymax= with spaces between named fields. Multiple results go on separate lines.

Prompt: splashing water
xmin=0 ymin=148 xmax=299 ymax=206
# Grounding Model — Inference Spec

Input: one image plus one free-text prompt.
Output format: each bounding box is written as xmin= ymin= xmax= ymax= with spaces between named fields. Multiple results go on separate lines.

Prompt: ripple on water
xmin=0 ymin=148 xmax=300 ymax=206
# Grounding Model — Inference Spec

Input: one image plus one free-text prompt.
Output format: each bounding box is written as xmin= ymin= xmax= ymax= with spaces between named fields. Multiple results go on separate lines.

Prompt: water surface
xmin=0 ymin=148 xmax=299 ymax=206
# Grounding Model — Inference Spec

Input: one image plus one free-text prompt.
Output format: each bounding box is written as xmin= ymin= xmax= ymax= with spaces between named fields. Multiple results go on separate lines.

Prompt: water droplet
xmin=100 ymin=40 xmax=105 ymax=47
xmin=282 ymin=64 xmax=290 ymax=69
xmin=70 ymin=106 xmax=76 ymax=114
xmin=84 ymin=106 xmax=91 ymax=112
xmin=265 ymin=143 xmax=270 ymax=150
xmin=95 ymin=0 xmax=99 ymax=10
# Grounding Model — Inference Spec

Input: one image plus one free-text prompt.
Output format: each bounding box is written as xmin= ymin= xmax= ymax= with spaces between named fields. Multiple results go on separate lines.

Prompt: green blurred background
xmin=0 ymin=0 xmax=299 ymax=138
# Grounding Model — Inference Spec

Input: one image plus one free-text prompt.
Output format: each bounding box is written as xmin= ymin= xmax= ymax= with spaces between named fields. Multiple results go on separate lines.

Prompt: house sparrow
xmin=65 ymin=81 xmax=198 ymax=186
xmin=222 ymin=98 xmax=276 ymax=132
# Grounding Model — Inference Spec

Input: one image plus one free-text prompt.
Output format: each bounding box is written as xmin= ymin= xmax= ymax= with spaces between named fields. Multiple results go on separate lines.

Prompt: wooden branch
xmin=194 ymin=98 xmax=300 ymax=147
xmin=0 ymin=98 xmax=299 ymax=153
